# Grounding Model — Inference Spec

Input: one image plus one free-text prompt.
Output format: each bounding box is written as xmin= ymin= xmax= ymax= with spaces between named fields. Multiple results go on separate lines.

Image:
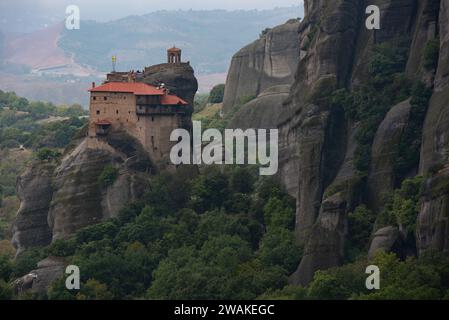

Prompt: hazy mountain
xmin=59 ymin=7 xmax=303 ymax=74
xmin=0 ymin=7 xmax=303 ymax=106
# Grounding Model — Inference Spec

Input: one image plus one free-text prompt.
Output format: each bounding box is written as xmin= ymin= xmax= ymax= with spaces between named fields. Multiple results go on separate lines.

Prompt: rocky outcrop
xmin=49 ymin=142 xmax=112 ymax=240
xmin=13 ymin=134 xmax=149 ymax=249
xmin=417 ymin=0 xmax=449 ymax=255
xmin=12 ymin=162 xmax=55 ymax=256
xmin=50 ymin=137 xmax=148 ymax=241
xmin=142 ymin=62 xmax=198 ymax=108
xmin=368 ymin=226 xmax=402 ymax=260
xmin=13 ymin=257 xmax=66 ymax=296
xmin=367 ymin=99 xmax=412 ymax=213
xmin=141 ymin=62 xmax=198 ymax=133
xmin=222 ymin=20 xmax=300 ymax=113
xmin=227 ymin=85 xmax=291 ymax=130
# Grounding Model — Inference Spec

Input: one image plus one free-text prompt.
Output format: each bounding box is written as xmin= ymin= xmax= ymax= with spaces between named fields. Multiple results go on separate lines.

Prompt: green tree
xmin=189 ymin=167 xmax=229 ymax=213
xmin=308 ymin=271 xmax=350 ymax=300
xmin=98 ymin=165 xmax=119 ymax=188
xmin=76 ymin=279 xmax=114 ymax=300
xmin=346 ymin=205 xmax=376 ymax=257
xmin=0 ymin=255 xmax=13 ymax=281
xmin=256 ymin=227 xmax=300 ymax=272
xmin=35 ymin=148 xmax=61 ymax=161
xmin=263 ymin=197 xmax=295 ymax=229
xmin=0 ymin=280 xmax=12 ymax=300
xmin=423 ymin=38 xmax=440 ymax=71
xmin=208 ymin=84 xmax=225 ymax=104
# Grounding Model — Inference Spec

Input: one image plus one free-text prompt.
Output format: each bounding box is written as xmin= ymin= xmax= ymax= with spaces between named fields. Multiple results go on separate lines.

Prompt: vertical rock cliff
xmin=283 ymin=0 xmax=447 ymax=285
xmin=225 ymin=0 xmax=449 ymax=286
xmin=417 ymin=0 xmax=449 ymax=255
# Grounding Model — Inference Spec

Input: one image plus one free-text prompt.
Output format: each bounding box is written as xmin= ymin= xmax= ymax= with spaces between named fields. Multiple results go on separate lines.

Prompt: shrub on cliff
xmin=208 ymin=84 xmax=225 ymax=104
xmin=97 ymin=165 xmax=119 ymax=188
xmin=423 ymin=38 xmax=440 ymax=71
xmin=0 ymin=280 xmax=12 ymax=300
xmin=35 ymin=148 xmax=61 ymax=161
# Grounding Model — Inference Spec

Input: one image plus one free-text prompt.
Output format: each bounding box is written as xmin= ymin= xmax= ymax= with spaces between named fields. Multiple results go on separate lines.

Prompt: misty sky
xmin=1 ymin=0 xmax=303 ymax=23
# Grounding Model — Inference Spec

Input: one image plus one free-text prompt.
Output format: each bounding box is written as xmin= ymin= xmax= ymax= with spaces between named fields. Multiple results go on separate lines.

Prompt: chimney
xmin=92 ymin=82 xmax=96 ymax=88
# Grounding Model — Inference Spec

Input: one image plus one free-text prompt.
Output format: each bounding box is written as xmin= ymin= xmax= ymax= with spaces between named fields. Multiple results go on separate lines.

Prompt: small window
xmin=93 ymin=96 xmax=97 ymax=101
xmin=116 ymin=110 xmax=119 ymax=114
xmin=152 ymin=117 xmax=154 ymax=122
xmin=96 ymin=110 xmax=100 ymax=115
xmin=104 ymin=97 xmax=107 ymax=101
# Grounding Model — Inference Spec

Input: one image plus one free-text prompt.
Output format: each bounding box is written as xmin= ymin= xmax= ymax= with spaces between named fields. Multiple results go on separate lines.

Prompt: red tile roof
xmin=89 ymin=82 xmax=164 ymax=96
xmin=161 ymin=94 xmax=188 ymax=105
xmin=168 ymin=46 xmax=181 ymax=52
xmin=89 ymin=81 xmax=188 ymax=106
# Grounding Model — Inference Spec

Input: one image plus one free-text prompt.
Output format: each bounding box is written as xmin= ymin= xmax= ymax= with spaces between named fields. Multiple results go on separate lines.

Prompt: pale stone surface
xmin=222 ymin=20 xmax=300 ymax=113
xmin=368 ymin=226 xmax=401 ymax=260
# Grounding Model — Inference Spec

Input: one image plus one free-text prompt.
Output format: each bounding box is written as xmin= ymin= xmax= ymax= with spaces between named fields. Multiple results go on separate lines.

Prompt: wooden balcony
xmin=136 ymin=105 xmax=186 ymax=116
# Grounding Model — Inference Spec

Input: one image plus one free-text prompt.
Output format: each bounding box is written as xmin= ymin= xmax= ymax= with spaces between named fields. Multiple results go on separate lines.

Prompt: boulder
xmin=13 ymin=257 xmax=66 ymax=296
xmin=368 ymin=226 xmax=401 ymax=260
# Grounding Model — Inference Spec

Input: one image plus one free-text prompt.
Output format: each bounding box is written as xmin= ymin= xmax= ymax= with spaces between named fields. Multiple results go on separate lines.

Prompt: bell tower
xmin=167 ymin=46 xmax=182 ymax=64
